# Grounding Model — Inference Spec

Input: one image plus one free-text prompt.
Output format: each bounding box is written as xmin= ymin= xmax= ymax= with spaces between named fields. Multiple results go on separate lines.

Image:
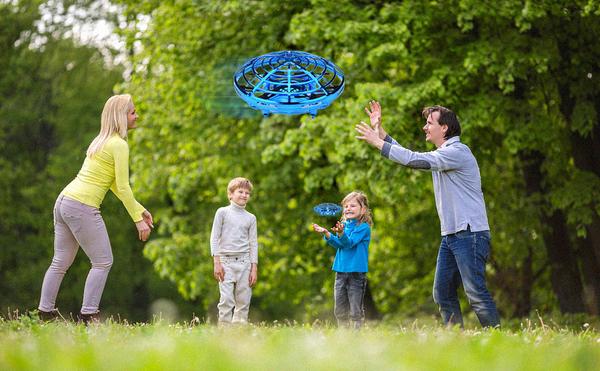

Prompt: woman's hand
xmin=135 ymin=220 xmax=151 ymax=241
xmin=142 ymin=210 xmax=154 ymax=229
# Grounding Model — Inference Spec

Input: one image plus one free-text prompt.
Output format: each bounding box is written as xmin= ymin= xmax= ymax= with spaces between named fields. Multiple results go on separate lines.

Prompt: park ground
xmin=1 ymin=312 xmax=599 ymax=370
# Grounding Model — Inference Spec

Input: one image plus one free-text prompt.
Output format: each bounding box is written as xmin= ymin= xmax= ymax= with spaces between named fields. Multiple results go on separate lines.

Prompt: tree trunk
xmin=554 ymin=18 xmax=600 ymax=313
xmin=577 ymin=236 xmax=600 ymax=315
xmin=514 ymin=247 xmax=534 ymax=317
xmin=489 ymin=247 xmax=534 ymax=318
xmin=569 ymin=123 xmax=600 ymax=270
xmin=569 ymin=100 xmax=600 ymax=314
xmin=521 ymin=150 xmax=586 ymax=313
xmin=543 ymin=211 xmax=586 ymax=312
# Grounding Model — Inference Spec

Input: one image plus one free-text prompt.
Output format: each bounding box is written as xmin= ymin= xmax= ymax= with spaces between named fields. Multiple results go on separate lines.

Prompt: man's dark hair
xmin=422 ymin=105 xmax=461 ymax=139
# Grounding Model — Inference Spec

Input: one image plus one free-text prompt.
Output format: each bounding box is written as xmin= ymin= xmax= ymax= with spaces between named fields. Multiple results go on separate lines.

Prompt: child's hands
xmin=332 ymin=221 xmax=345 ymax=236
xmin=312 ymin=223 xmax=327 ymax=233
xmin=249 ymin=264 xmax=258 ymax=287
xmin=312 ymin=223 xmax=331 ymax=239
xmin=213 ymin=258 xmax=225 ymax=282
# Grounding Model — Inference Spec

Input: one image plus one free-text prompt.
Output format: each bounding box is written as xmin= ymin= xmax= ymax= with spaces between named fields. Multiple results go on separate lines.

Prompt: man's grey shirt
xmin=381 ymin=135 xmax=490 ymax=236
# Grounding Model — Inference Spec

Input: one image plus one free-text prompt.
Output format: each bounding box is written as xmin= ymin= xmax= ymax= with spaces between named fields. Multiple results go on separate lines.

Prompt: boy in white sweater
xmin=210 ymin=177 xmax=258 ymax=324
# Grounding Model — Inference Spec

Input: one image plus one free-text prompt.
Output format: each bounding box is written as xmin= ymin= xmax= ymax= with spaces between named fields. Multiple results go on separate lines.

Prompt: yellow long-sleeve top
xmin=62 ymin=134 xmax=145 ymax=222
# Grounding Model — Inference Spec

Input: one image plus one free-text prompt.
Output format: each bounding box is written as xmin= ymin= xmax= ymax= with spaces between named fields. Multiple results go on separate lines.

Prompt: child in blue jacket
xmin=313 ymin=191 xmax=372 ymax=328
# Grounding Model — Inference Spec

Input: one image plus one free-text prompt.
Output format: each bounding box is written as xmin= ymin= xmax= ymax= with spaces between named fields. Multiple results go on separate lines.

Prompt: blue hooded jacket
xmin=324 ymin=219 xmax=370 ymax=272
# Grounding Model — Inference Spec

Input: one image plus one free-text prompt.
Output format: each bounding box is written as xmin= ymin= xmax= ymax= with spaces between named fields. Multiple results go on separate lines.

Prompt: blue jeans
xmin=433 ymin=228 xmax=500 ymax=328
xmin=334 ymin=272 xmax=367 ymax=328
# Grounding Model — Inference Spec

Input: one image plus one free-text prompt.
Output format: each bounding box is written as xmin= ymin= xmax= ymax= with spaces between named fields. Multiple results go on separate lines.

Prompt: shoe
xmin=38 ymin=309 xmax=61 ymax=322
xmin=77 ymin=311 xmax=101 ymax=325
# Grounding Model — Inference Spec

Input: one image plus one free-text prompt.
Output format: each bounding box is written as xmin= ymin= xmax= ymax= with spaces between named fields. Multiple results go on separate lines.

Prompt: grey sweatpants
xmin=38 ymin=195 xmax=113 ymax=314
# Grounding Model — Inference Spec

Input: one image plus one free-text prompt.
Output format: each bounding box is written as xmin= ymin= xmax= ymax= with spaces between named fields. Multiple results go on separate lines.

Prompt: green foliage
xmin=0 ymin=0 xmax=197 ymax=321
xmin=3 ymin=0 xmax=599 ymax=322
xmin=113 ymin=0 xmax=600 ymax=321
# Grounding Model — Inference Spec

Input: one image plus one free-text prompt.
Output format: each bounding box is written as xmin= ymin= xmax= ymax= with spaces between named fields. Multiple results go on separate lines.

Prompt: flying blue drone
xmin=313 ymin=203 xmax=343 ymax=217
xmin=233 ymin=51 xmax=345 ymax=117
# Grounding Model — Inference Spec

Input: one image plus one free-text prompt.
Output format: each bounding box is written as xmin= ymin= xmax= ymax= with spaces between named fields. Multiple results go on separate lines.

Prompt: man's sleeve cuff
xmin=381 ymin=141 xmax=392 ymax=158
xmin=384 ymin=134 xmax=394 ymax=143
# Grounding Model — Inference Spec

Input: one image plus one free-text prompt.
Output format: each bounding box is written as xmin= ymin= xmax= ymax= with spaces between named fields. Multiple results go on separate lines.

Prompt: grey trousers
xmin=38 ymin=195 xmax=113 ymax=314
xmin=334 ymin=272 xmax=367 ymax=328
xmin=217 ymin=255 xmax=252 ymax=324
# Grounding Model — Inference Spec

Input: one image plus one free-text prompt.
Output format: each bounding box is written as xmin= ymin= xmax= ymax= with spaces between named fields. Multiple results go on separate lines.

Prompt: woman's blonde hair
xmin=341 ymin=191 xmax=373 ymax=226
xmin=86 ymin=94 xmax=133 ymax=157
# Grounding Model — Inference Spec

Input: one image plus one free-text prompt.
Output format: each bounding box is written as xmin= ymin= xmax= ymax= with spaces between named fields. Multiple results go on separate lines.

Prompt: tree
xmin=0 ymin=0 xmax=195 ymax=320
xmin=116 ymin=0 xmax=600 ymax=320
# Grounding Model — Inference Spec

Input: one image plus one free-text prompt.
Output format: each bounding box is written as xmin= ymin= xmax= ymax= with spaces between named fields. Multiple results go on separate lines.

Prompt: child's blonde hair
xmin=227 ymin=177 xmax=253 ymax=196
xmin=341 ymin=191 xmax=373 ymax=226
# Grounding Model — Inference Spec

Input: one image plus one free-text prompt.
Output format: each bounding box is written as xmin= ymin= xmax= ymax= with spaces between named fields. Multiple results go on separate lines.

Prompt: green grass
xmin=1 ymin=315 xmax=599 ymax=370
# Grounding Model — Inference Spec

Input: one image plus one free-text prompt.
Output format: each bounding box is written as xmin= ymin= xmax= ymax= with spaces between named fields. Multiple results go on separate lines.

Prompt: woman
xmin=38 ymin=94 xmax=153 ymax=324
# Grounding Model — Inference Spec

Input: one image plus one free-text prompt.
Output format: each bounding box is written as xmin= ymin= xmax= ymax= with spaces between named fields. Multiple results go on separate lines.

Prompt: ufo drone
xmin=233 ymin=51 xmax=345 ymax=117
xmin=313 ymin=203 xmax=343 ymax=217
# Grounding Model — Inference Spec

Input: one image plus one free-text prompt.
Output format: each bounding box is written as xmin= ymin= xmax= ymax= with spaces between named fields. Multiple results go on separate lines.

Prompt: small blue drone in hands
xmin=233 ymin=51 xmax=345 ymax=118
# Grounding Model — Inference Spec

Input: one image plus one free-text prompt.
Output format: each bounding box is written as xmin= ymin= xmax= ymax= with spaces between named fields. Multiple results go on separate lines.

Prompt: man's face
xmin=229 ymin=187 xmax=251 ymax=207
xmin=422 ymin=111 xmax=447 ymax=147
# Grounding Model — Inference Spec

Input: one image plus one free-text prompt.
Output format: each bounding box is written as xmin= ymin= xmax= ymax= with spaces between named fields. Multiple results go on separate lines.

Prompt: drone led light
xmin=233 ymin=51 xmax=345 ymax=117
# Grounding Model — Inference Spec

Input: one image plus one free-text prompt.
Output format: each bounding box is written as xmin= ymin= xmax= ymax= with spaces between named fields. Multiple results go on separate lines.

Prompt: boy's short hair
xmin=227 ymin=177 xmax=253 ymax=194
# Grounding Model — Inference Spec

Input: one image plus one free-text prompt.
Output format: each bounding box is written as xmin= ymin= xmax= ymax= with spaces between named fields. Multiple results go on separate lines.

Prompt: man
xmin=356 ymin=101 xmax=500 ymax=328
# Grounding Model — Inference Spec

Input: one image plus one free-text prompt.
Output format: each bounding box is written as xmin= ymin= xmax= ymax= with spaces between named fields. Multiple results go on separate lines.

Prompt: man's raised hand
xmin=364 ymin=100 xmax=387 ymax=140
xmin=356 ymin=121 xmax=385 ymax=150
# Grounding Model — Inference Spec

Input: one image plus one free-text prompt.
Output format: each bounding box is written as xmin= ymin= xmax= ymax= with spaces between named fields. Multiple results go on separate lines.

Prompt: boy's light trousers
xmin=217 ymin=255 xmax=252 ymax=324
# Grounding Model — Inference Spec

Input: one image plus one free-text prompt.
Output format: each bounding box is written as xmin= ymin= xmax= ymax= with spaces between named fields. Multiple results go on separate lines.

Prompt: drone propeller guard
xmin=233 ymin=51 xmax=345 ymax=117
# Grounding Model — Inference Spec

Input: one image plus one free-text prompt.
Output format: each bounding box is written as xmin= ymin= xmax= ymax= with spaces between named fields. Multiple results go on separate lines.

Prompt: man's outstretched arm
xmin=356 ymin=122 xmax=440 ymax=170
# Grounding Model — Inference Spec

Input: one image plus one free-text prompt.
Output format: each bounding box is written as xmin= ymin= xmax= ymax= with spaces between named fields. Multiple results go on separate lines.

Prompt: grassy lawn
xmin=1 ymin=315 xmax=599 ymax=370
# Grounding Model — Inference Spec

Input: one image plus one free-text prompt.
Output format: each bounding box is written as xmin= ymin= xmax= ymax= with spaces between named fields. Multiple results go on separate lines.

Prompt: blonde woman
xmin=38 ymin=94 xmax=153 ymax=324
